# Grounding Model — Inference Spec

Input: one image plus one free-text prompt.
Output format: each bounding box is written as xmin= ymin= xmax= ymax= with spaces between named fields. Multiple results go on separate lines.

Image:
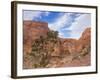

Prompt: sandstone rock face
xmin=61 ymin=28 xmax=91 ymax=55
xmin=23 ymin=21 xmax=49 ymax=68
xmin=58 ymin=28 xmax=91 ymax=67
xmin=23 ymin=21 xmax=49 ymax=54
xmin=24 ymin=21 xmax=49 ymax=43
xmin=79 ymin=28 xmax=91 ymax=46
xmin=60 ymin=39 xmax=77 ymax=55
xmin=75 ymin=28 xmax=91 ymax=54
xmin=23 ymin=20 xmax=91 ymax=69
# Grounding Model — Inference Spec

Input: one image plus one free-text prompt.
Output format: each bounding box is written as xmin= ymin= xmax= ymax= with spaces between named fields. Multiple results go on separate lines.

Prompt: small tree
xmin=47 ymin=31 xmax=58 ymax=39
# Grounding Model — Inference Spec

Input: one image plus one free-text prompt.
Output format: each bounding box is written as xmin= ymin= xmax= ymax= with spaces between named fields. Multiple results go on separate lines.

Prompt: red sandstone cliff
xmin=23 ymin=21 xmax=49 ymax=54
xmin=23 ymin=20 xmax=91 ymax=68
xmin=61 ymin=28 xmax=91 ymax=55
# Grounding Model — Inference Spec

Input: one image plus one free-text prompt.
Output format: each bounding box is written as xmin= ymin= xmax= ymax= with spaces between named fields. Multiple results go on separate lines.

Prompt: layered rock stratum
xmin=23 ymin=21 xmax=91 ymax=69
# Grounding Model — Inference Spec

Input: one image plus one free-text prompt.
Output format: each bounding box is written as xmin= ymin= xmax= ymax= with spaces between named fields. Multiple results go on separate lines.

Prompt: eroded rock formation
xmin=23 ymin=21 xmax=91 ymax=69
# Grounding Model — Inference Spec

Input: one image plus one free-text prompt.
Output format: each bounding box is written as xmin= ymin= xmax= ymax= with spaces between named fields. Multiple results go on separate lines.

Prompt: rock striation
xmin=23 ymin=21 xmax=91 ymax=69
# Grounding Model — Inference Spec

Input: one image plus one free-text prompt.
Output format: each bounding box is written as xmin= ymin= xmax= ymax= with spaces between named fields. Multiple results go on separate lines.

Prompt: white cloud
xmin=48 ymin=13 xmax=72 ymax=31
xmin=45 ymin=12 xmax=50 ymax=16
xmin=23 ymin=11 xmax=49 ymax=20
xmin=70 ymin=14 xmax=91 ymax=39
xmin=58 ymin=32 xmax=65 ymax=38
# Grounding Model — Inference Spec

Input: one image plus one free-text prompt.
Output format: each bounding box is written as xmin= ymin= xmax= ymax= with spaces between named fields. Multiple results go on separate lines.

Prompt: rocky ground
xmin=46 ymin=53 xmax=90 ymax=68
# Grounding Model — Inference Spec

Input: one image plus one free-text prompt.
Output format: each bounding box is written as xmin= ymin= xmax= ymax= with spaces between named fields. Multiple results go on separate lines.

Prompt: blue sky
xmin=23 ymin=10 xmax=91 ymax=39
